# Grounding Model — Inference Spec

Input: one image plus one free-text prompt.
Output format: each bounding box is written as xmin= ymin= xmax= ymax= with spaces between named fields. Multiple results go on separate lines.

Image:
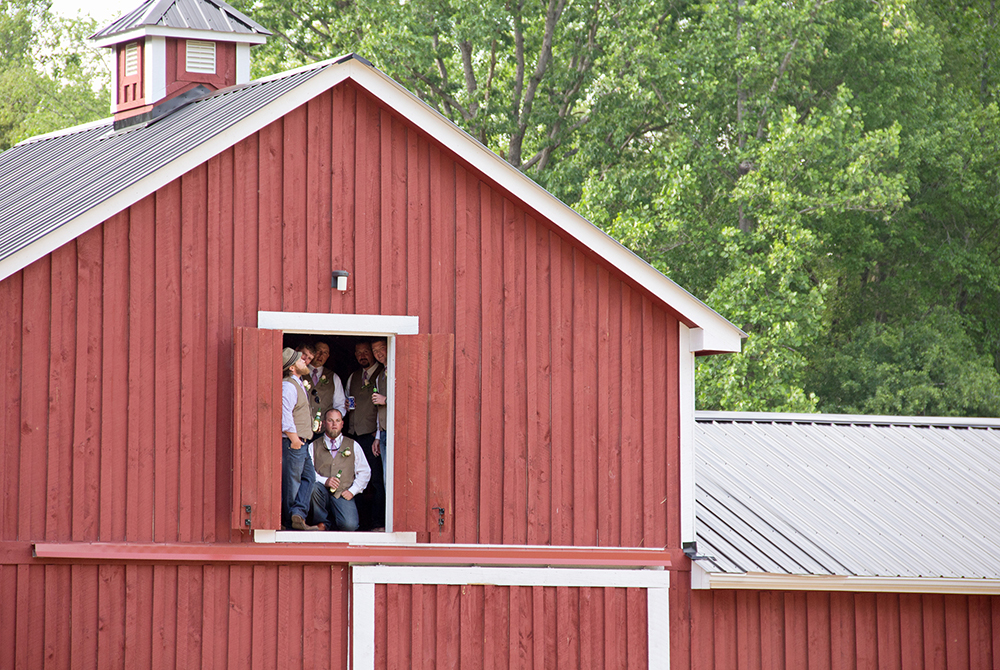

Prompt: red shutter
xmin=394 ymin=333 xmax=455 ymax=540
xmin=231 ymin=327 xmax=283 ymax=530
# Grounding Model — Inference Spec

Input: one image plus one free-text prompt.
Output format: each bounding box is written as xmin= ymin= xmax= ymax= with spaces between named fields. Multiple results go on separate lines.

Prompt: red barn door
xmin=231 ymin=326 xmax=283 ymax=530
xmin=393 ymin=333 xmax=455 ymax=540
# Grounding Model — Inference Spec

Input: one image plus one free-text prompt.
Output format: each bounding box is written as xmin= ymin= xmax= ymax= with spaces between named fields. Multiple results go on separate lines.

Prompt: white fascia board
xmin=679 ymin=324 xmax=696 ymax=544
xmin=341 ymin=60 xmax=746 ymax=353
xmin=257 ymin=311 xmax=419 ymax=335
xmin=694 ymin=568 xmax=1000 ymax=595
xmin=92 ymin=26 xmax=267 ymax=48
xmin=0 ymin=62 xmax=355 ymax=284
xmin=353 ymin=565 xmax=669 ymax=589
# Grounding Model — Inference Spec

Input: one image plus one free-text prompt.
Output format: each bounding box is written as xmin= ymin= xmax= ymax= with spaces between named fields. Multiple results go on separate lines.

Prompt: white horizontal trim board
xmin=257 ymin=311 xmax=419 ymax=335
xmin=353 ymin=565 xmax=669 ymax=588
xmin=694 ymin=566 xmax=1000 ymax=595
xmin=351 ymin=565 xmax=670 ymax=670
xmin=254 ymin=530 xmax=417 ymax=544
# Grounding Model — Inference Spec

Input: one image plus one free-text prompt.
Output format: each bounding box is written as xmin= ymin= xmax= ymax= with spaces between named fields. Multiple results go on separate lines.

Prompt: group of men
xmin=280 ymin=339 xmax=389 ymax=532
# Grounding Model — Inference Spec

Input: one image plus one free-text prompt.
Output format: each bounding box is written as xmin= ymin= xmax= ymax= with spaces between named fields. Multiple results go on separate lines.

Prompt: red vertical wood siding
xmin=687 ymin=589 xmax=1000 ymax=669
xmin=1 ymin=562 xmax=349 ymax=669
xmin=1 ymin=80 xmax=685 ymax=667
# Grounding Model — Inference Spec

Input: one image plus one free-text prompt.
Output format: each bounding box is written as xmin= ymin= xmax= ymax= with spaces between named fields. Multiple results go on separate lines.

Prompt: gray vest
xmin=348 ymin=363 xmax=383 ymax=435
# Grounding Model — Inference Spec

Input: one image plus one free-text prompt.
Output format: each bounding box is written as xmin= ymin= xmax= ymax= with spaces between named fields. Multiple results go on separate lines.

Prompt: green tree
xmin=232 ymin=0 xmax=672 ymax=197
xmin=0 ymin=0 xmax=108 ymax=150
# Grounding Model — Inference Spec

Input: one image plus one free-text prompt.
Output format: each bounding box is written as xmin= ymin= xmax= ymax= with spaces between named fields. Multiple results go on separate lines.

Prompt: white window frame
xmin=351 ymin=565 xmax=670 ymax=669
xmin=254 ymin=311 xmax=418 ymax=542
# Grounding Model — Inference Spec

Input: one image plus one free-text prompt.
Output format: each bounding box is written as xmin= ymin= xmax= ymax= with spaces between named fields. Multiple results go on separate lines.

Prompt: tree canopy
xmin=18 ymin=0 xmax=1000 ymax=416
xmin=0 ymin=0 xmax=109 ymax=150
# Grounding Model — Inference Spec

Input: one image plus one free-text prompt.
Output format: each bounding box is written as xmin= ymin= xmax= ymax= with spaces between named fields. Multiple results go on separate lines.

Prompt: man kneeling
xmin=308 ymin=409 xmax=371 ymax=531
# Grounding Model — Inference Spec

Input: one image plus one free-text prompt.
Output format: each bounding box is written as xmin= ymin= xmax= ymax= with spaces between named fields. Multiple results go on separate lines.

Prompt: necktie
xmin=313 ymin=369 xmax=319 ymax=385
xmin=362 ymin=369 xmax=369 ymax=385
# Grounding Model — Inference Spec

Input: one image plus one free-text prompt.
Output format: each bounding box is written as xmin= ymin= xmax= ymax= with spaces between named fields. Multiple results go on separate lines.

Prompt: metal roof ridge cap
xmin=208 ymin=0 xmax=273 ymax=35
xmin=14 ymin=117 xmax=113 ymax=147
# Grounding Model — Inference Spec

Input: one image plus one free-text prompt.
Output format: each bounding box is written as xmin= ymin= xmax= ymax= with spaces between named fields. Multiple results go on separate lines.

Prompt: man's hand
xmin=341 ymin=490 xmax=354 ymax=500
xmin=372 ymin=392 xmax=386 ymax=406
xmin=326 ymin=476 xmax=341 ymax=490
xmin=287 ymin=433 xmax=303 ymax=449
xmin=372 ymin=437 xmax=380 ymax=456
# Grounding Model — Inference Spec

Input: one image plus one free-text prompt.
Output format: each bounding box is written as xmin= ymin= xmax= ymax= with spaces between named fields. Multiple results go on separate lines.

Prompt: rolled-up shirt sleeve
xmin=349 ymin=444 xmax=371 ymax=496
xmin=281 ymin=379 xmax=298 ymax=434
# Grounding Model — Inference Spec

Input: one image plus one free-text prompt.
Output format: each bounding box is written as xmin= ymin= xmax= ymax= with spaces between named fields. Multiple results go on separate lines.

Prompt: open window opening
xmin=282 ymin=333 xmax=390 ymax=534
xmin=233 ymin=312 xmax=427 ymax=544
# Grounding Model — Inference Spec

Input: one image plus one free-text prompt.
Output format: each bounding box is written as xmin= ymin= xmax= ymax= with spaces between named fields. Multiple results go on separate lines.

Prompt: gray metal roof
xmin=695 ymin=411 xmax=1000 ymax=579
xmin=0 ymin=60 xmax=330 ymax=264
xmin=92 ymin=0 xmax=270 ymax=41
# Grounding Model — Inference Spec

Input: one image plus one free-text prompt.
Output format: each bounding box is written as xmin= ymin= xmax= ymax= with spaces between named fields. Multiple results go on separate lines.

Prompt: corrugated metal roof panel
xmin=0 ymin=63 xmax=326 ymax=262
xmin=92 ymin=0 xmax=270 ymax=40
xmin=695 ymin=412 xmax=1000 ymax=579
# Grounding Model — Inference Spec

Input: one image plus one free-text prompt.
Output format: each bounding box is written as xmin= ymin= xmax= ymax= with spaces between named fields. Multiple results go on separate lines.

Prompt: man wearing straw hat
xmin=281 ymin=347 xmax=321 ymax=531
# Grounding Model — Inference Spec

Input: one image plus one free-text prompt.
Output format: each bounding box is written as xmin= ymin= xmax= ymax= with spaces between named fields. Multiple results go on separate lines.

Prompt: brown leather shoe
xmin=291 ymin=514 xmax=320 ymax=531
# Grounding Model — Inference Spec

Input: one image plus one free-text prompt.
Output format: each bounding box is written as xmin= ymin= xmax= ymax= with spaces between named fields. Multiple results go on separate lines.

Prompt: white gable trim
xmin=2 ymin=56 xmax=743 ymax=352
xmin=342 ymin=61 xmax=744 ymax=353
xmin=693 ymin=562 xmax=1000 ymax=595
xmin=351 ymin=565 xmax=670 ymax=670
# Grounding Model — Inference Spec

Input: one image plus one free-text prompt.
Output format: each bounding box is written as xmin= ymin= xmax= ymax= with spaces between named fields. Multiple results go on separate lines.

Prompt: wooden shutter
xmin=231 ymin=327 xmax=283 ymax=530
xmin=393 ymin=333 xmax=455 ymax=539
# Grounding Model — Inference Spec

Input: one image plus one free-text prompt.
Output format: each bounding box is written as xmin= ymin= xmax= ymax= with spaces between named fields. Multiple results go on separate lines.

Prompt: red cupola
xmin=91 ymin=0 xmax=270 ymax=128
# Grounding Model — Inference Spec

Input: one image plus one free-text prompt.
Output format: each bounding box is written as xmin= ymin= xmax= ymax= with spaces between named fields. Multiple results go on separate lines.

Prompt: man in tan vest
xmin=281 ymin=347 xmax=320 ymax=531
xmin=308 ymin=409 xmax=371 ymax=531
xmin=307 ymin=340 xmax=346 ymax=418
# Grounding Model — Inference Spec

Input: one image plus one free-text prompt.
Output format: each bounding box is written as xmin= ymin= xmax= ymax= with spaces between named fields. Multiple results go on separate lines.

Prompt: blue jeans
xmin=310 ymin=482 xmax=360 ymax=531
xmin=282 ymin=437 xmax=316 ymax=528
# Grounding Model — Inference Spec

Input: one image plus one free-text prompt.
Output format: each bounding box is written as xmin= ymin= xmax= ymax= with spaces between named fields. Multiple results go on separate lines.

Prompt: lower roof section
xmin=694 ymin=411 xmax=1000 ymax=582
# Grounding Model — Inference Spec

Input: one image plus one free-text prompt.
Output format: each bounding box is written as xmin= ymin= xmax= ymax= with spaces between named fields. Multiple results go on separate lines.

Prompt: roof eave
xmin=92 ymin=25 xmax=268 ymax=48
xmin=693 ymin=564 xmax=1000 ymax=595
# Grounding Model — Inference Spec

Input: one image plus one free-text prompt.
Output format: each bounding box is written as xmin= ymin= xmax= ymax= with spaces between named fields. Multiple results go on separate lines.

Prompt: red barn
xmin=12 ymin=2 xmax=996 ymax=668
xmin=0 ymin=1 xmax=745 ymax=668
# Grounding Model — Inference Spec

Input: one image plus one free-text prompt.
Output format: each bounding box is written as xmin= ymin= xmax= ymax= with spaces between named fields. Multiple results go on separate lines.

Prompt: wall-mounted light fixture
xmin=331 ymin=270 xmax=349 ymax=292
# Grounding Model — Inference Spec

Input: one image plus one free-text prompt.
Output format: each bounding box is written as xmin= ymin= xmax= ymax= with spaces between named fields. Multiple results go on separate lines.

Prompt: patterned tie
xmin=313 ymin=369 xmax=319 ymax=385
xmin=362 ymin=369 xmax=369 ymax=385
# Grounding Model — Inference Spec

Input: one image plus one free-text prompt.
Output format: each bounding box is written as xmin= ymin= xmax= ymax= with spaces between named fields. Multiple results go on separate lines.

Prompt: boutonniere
xmin=302 ymin=377 xmax=313 ymax=390
xmin=342 ymin=448 xmax=351 ymax=457
xmin=319 ymin=374 xmax=329 ymax=386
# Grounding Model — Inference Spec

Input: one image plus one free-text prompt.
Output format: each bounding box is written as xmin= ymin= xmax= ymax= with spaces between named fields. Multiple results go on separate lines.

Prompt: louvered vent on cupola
xmin=90 ymin=0 xmax=272 ymax=129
